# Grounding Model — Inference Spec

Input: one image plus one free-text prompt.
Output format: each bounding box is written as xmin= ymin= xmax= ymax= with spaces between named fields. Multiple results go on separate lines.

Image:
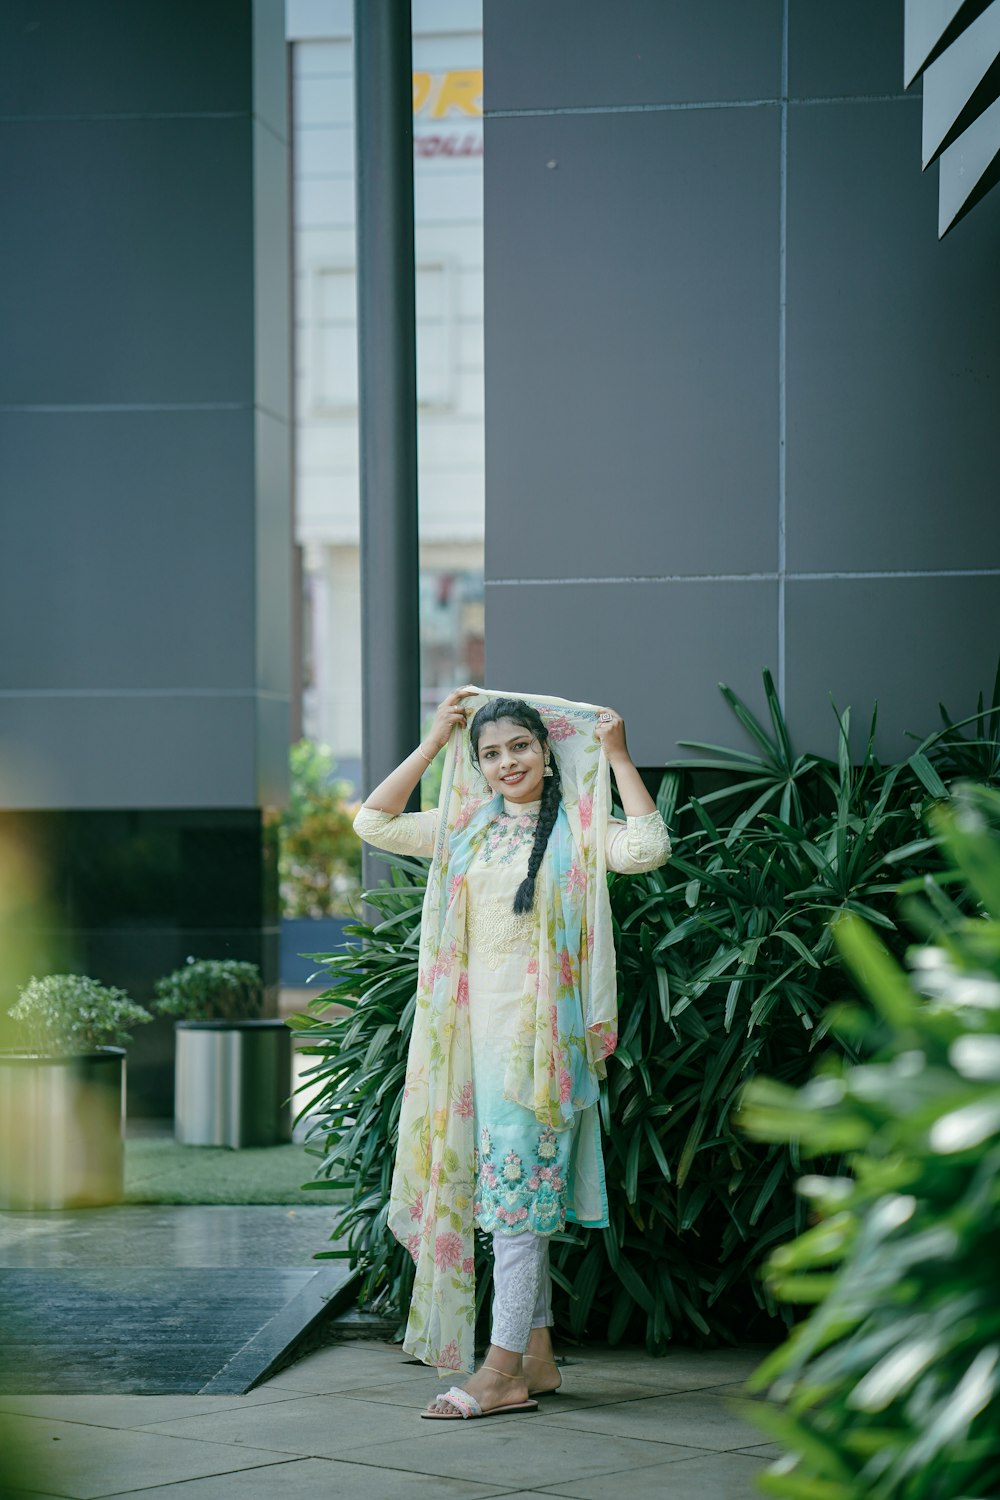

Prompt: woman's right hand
xmin=424 ymin=686 xmax=480 ymax=755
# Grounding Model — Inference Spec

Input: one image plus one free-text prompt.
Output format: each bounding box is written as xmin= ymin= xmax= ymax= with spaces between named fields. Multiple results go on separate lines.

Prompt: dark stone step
xmin=0 ymin=1264 xmax=355 ymax=1395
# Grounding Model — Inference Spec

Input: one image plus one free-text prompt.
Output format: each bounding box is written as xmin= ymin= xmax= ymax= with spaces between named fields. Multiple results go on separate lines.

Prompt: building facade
xmin=482 ymin=0 xmax=1000 ymax=766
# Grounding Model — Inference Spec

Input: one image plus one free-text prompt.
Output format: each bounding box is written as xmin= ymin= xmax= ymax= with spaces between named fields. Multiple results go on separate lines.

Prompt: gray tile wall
xmin=483 ymin=0 xmax=1000 ymax=766
xmin=0 ymin=0 xmax=291 ymax=810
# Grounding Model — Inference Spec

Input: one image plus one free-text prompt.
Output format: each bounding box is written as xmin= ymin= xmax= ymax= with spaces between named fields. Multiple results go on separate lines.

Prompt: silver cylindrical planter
xmin=0 ymin=1048 xmax=125 ymax=1210
xmin=174 ymin=1019 xmax=292 ymax=1149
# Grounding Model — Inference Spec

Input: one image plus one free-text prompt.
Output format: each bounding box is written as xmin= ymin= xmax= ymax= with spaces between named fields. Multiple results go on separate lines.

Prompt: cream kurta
xmin=354 ymin=795 xmax=671 ymax=1237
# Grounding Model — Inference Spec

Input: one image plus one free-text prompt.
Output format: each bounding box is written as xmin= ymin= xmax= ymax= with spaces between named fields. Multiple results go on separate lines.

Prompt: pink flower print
xmin=527 ymin=957 xmax=539 ymax=976
xmin=528 ymin=1174 xmax=540 ymax=1190
xmin=549 ymin=1004 xmax=559 ymax=1040
xmin=559 ymin=949 xmax=574 ymax=986
xmin=546 ymin=714 xmax=576 ymax=741
xmin=454 ymin=799 xmax=482 ymax=833
xmin=578 ymin=794 xmax=593 ymax=830
xmin=456 ymin=971 xmax=469 ymax=1008
xmin=600 ymin=1027 xmax=618 ymax=1059
xmin=430 ymin=1162 xmax=441 ymax=1190
xmin=409 ymin=1191 xmax=424 ymax=1223
xmin=559 ymin=1068 xmax=572 ymax=1103
xmin=461 ymin=1256 xmax=475 ymax=1275
xmin=434 ymin=1231 xmax=463 ymax=1270
xmin=588 ymin=928 xmax=595 ymax=954
xmin=406 ymin=1232 xmax=421 ymax=1262
xmin=455 ymin=1081 xmax=474 ymax=1119
xmin=437 ymin=1339 xmax=461 ymax=1370
xmin=566 ymin=861 xmax=587 ymax=896
xmin=448 ymin=873 xmax=463 ymax=901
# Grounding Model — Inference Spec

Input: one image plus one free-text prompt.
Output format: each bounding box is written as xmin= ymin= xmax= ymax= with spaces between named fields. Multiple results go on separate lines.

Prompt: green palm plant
xmin=736 ymin=781 xmax=1000 ymax=1498
xmin=291 ymin=668 xmax=1000 ymax=1349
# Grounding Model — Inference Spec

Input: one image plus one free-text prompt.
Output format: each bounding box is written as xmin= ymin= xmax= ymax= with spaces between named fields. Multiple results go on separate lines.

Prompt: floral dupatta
xmin=387 ymin=686 xmax=618 ymax=1375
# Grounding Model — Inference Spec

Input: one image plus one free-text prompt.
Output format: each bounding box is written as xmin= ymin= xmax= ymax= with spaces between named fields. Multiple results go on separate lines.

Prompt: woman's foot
xmin=424 ymin=1347 xmax=530 ymax=1416
xmin=524 ymin=1328 xmax=563 ymax=1394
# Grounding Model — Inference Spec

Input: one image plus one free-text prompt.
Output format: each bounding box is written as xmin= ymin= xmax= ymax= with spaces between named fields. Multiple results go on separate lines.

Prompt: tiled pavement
xmin=0 ymin=1338 xmax=781 ymax=1499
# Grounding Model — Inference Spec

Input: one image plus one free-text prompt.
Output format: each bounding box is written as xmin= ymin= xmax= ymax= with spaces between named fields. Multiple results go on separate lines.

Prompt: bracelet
xmin=416 ymin=743 xmax=437 ymax=764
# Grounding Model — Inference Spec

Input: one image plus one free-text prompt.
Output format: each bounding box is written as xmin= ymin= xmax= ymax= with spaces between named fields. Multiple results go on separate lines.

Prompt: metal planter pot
xmin=174 ymin=1019 xmax=292 ymax=1149
xmin=0 ymin=1047 xmax=126 ymax=1210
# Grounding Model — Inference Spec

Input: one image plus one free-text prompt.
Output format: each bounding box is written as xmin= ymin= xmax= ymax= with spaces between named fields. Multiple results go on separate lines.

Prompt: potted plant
xmin=0 ymin=974 xmax=152 ymax=1209
xmin=153 ymin=957 xmax=291 ymax=1149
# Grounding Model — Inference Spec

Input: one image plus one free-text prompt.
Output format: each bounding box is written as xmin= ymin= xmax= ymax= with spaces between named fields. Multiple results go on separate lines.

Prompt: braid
xmin=469 ymin=696 xmax=562 ymax=916
xmin=512 ymin=753 xmax=561 ymax=915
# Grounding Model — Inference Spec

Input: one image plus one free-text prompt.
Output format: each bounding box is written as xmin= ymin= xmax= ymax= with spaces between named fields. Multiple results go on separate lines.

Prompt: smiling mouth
xmin=501 ymin=772 xmax=526 ymax=784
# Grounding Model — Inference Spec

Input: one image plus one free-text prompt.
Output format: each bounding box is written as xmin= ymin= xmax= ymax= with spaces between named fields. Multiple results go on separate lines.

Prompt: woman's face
xmin=475 ymin=717 xmax=547 ymax=805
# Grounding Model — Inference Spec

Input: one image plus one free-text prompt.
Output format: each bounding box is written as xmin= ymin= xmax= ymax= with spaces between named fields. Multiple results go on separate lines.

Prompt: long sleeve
xmin=605 ymin=810 xmax=672 ymax=874
xmin=352 ymin=804 xmax=440 ymax=858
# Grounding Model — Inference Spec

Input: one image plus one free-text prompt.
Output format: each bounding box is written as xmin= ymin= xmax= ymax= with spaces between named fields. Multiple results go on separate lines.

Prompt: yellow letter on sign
xmin=430 ymin=69 xmax=483 ymax=118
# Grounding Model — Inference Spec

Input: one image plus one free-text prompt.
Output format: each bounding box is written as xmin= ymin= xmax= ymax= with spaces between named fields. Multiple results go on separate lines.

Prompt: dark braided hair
xmin=469 ymin=697 xmax=563 ymax=916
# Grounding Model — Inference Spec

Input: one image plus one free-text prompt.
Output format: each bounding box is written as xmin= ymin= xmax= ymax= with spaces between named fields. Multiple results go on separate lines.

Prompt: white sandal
xmin=420 ymin=1364 xmax=539 ymax=1420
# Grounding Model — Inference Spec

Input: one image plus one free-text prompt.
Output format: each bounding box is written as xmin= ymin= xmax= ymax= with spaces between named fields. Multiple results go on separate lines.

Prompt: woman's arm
xmin=353 ymin=686 xmax=480 ymax=857
xmin=359 ymin=685 xmax=478 ymax=813
xmin=593 ymin=705 xmax=655 ymax=815
xmin=594 ymin=705 xmax=671 ymax=873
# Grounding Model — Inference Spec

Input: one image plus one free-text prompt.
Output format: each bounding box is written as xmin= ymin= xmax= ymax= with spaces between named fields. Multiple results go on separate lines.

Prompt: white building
xmin=286 ymin=0 xmax=485 ymax=791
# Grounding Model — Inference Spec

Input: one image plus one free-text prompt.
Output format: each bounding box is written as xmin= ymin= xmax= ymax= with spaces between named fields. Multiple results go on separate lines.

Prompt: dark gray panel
xmin=0 ymin=410 xmax=255 ymax=691
xmin=784 ymin=575 xmax=1000 ymax=762
xmin=484 ymin=580 xmax=778 ymax=766
xmin=484 ymin=0 xmax=782 ymax=110
xmin=255 ymin=409 xmax=293 ymax=699
xmin=0 ymin=695 xmax=260 ymax=809
xmin=0 ymin=117 xmax=254 ymax=406
xmin=785 ymin=99 xmax=1000 ymax=572
xmin=0 ymin=0 xmax=251 ymax=117
xmin=788 ymin=0 xmax=907 ymax=99
xmin=254 ymin=121 xmax=292 ymax=423
xmin=484 ymin=108 xmax=781 ymax=580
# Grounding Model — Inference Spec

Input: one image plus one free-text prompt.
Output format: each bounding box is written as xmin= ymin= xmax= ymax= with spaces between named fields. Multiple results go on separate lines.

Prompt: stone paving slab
xmin=138 ymin=1390 xmax=478 ymax=1455
xmin=0 ymin=1411 xmax=302 ymax=1500
xmin=539 ymin=1449 xmax=767 ymax=1499
xmin=0 ymin=1387 xmax=309 ymax=1428
xmin=332 ymin=1420 xmax=711 ymax=1488
xmin=70 ymin=1457 xmax=516 ymax=1500
xmin=539 ymin=1388 xmax=763 ymax=1450
xmin=259 ymin=1342 xmax=431 ymax=1393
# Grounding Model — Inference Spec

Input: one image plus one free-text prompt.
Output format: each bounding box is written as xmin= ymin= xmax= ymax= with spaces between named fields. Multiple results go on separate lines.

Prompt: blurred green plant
xmin=6 ymin=974 xmax=152 ymax=1055
xmin=737 ymin=781 xmax=1000 ymax=1498
xmin=290 ymin=668 xmax=1000 ymax=1349
xmin=153 ymin=958 xmax=264 ymax=1023
xmin=280 ymin=739 xmax=362 ymax=918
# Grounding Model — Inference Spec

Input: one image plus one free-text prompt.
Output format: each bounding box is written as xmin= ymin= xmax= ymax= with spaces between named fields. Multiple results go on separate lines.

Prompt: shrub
xmin=153 ymin=958 xmax=264 ymax=1022
xmin=292 ymin=669 xmax=1000 ymax=1348
xmin=280 ymin=739 xmax=362 ymax=918
xmin=736 ymin=781 xmax=1000 ymax=1498
xmin=7 ymin=974 xmax=152 ymax=1055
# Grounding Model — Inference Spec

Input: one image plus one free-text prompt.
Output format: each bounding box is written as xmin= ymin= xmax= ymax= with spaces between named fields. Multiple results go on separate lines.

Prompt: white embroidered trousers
xmin=490 ymin=1230 xmax=553 ymax=1354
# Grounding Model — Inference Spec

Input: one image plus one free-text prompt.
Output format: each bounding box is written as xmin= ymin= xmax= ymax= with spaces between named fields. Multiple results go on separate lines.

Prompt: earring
xmin=543 ymin=761 xmax=553 ymax=777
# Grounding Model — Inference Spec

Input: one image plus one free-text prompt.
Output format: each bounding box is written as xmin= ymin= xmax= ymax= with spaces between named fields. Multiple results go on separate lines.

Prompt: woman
xmin=353 ymin=684 xmax=672 ymax=1419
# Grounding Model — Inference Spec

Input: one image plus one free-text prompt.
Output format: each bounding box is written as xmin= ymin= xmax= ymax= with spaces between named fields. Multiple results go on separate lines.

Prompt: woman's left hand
xmin=594 ymin=707 xmax=629 ymax=761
